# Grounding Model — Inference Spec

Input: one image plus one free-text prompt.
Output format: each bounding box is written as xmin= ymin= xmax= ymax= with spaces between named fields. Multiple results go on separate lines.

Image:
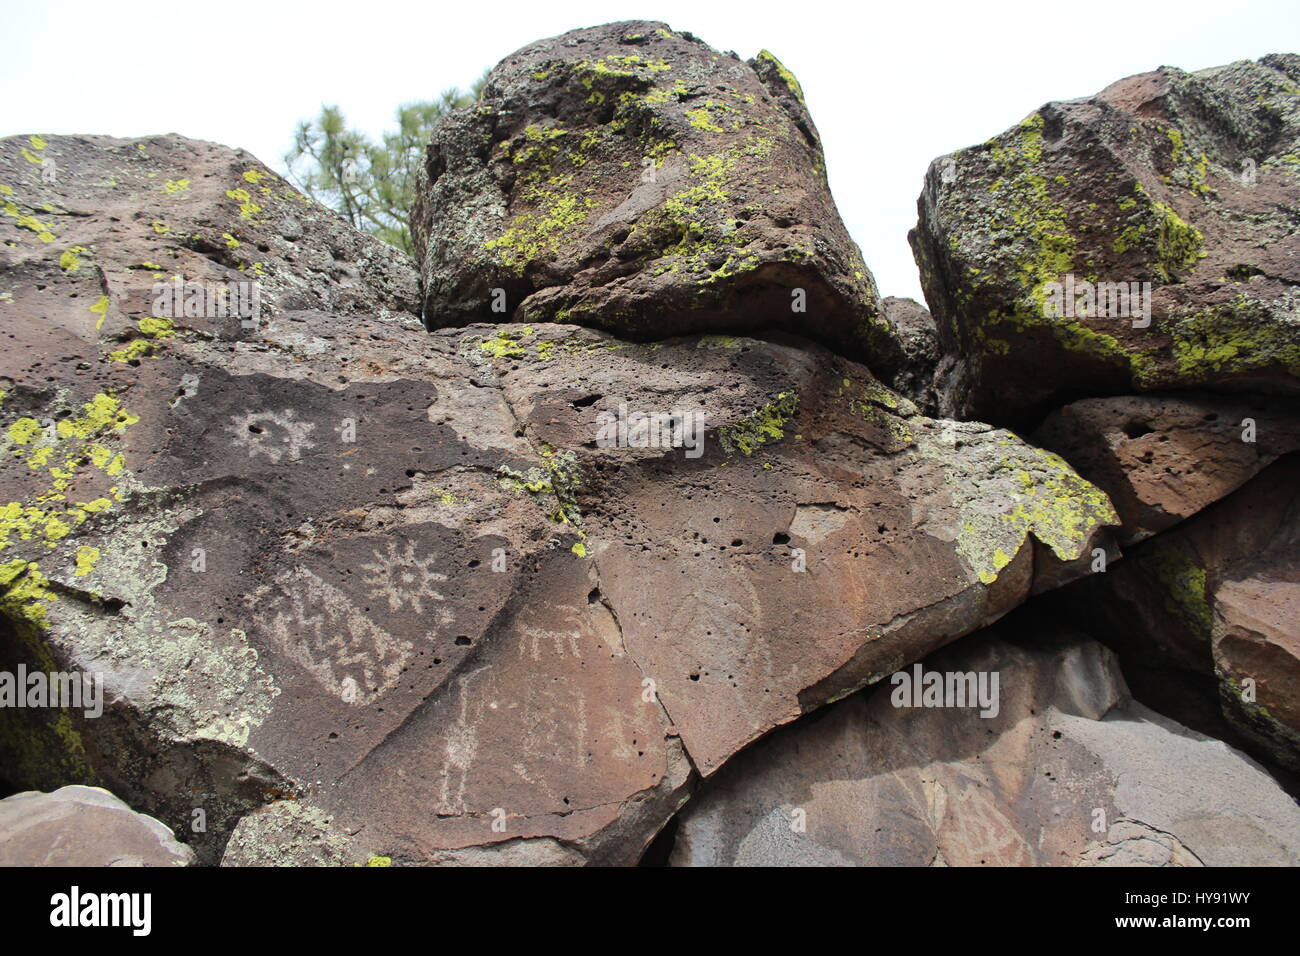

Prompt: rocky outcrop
xmin=669 ymin=622 xmax=1300 ymax=867
xmin=0 ymin=785 xmax=193 ymax=866
xmin=911 ymin=55 xmax=1300 ymax=424
xmin=412 ymin=22 xmax=906 ymax=376
xmin=1033 ymin=393 xmax=1300 ymax=544
xmin=3 ymin=33 xmax=1297 ymax=869
xmin=1047 ymin=455 xmax=1300 ymax=772
xmin=0 ymin=130 xmax=1121 ymax=865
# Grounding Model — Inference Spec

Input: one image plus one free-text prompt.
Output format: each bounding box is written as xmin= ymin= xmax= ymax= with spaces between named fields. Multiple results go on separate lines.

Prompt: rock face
xmin=412 ymin=21 xmax=906 ymax=376
xmin=911 ymin=55 xmax=1300 ymax=424
xmin=0 ymin=131 xmax=1120 ymax=865
xmin=881 ymin=296 xmax=939 ymax=408
xmin=1048 ymin=456 xmax=1300 ymax=772
xmin=1033 ymin=393 xmax=1300 ymax=544
xmin=669 ymin=623 xmax=1300 ymax=867
xmin=4 ymin=37 xmax=1298 ymax=869
xmin=0 ymin=785 xmax=193 ymax=866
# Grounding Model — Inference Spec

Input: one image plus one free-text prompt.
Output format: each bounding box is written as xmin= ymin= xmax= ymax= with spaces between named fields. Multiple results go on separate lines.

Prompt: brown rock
xmin=910 ymin=55 xmax=1300 ymax=425
xmin=1034 ymin=393 xmax=1300 ymax=544
xmin=1047 ymin=454 xmax=1300 ymax=771
xmin=0 ymin=785 xmax=193 ymax=866
xmin=0 ymin=132 xmax=1117 ymax=865
xmin=669 ymin=624 xmax=1300 ymax=867
xmin=411 ymin=21 xmax=906 ymax=376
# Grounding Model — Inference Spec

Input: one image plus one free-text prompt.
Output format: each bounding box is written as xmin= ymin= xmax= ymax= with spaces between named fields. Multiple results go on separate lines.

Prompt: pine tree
xmin=285 ymin=73 xmax=487 ymax=254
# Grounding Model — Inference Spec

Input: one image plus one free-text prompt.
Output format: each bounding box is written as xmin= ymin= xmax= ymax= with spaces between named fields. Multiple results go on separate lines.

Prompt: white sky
xmin=4 ymin=0 xmax=1297 ymax=302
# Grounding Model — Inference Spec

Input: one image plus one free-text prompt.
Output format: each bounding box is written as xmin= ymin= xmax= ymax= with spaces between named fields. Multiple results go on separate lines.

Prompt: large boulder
xmin=910 ymin=55 xmax=1300 ymax=424
xmin=669 ymin=622 xmax=1300 ymax=867
xmin=0 ymin=785 xmax=193 ymax=866
xmin=1033 ymin=393 xmax=1300 ymax=544
xmin=1047 ymin=455 xmax=1300 ymax=772
xmin=411 ymin=21 xmax=906 ymax=377
xmin=0 ymin=133 xmax=1120 ymax=864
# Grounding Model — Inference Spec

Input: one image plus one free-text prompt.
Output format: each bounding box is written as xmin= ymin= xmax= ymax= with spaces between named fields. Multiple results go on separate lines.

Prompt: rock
xmin=881 ymin=296 xmax=939 ymax=408
xmin=411 ymin=21 xmax=906 ymax=376
xmin=669 ymin=622 xmax=1300 ymax=867
xmin=910 ymin=54 xmax=1300 ymax=424
xmin=0 ymin=129 xmax=1120 ymax=864
xmin=1047 ymin=454 xmax=1300 ymax=772
xmin=1033 ymin=392 xmax=1300 ymax=544
xmin=0 ymin=785 xmax=193 ymax=866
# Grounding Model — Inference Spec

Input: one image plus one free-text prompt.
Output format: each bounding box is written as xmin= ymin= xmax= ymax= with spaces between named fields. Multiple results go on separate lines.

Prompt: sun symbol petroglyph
xmin=359 ymin=538 xmax=453 ymax=621
xmin=228 ymin=408 xmax=317 ymax=463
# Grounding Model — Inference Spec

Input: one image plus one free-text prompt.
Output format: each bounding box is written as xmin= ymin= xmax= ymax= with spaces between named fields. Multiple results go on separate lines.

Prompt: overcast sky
xmin=4 ymin=0 xmax=1296 ymax=302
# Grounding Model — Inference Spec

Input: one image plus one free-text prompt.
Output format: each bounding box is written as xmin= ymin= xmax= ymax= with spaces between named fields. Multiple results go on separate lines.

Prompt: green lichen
xmin=497 ymin=447 xmax=586 ymax=530
xmin=755 ymin=50 xmax=806 ymax=106
xmin=483 ymin=173 xmax=596 ymax=273
xmin=108 ymin=314 xmax=174 ymax=363
xmin=478 ymin=329 xmax=529 ymax=359
xmin=914 ymin=426 xmax=1118 ymax=585
xmin=1146 ymin=294 xmax=1300 ymax=385
xmin=225 ymin=188 xmax=262 ymax=220
xmin=1 ymin=392 xmax=137 ymax=555
xmin=1152 ymin=201 xmax=1204 ymax=281
xmin=719 ymin=392 xmax=799 ymax=456
xmin=1138 ymin=540 xmax=1211 ymax=641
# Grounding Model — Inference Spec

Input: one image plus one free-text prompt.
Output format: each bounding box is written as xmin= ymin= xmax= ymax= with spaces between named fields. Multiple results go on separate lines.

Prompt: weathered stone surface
xmin=1049 ymin=455 xmax=1300 ymax=772
xmin=0 ymin=785 xmax=193 ymax=866
xmin=412 ymin=21 xmax=906 ymax=376
xmin=911 ymin=54 xmax=1300 ymax=424
xmin=669 ymin=623 xmax=1300 ymax=867
xmin=1034 ymin=393 xmax=1300 ymax=544
xmin=0 ymin=129 xmax=1121 ymax=864
xmin=881 ymin=296 xmax=939 ymax=408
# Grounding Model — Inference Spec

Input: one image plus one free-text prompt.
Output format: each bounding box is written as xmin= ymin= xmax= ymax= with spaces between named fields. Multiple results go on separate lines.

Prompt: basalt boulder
xmin=1046 ymin=455 xmax=1300 ymax=773
xmin=1033 ymin=393 xmax=1300 ymax=545
xmin=668 ymin=621 xmax=1300 ymax=867
xmin=411 ymin=21 xmax=906 ymax=378
xmin=0 ymin=132 xmax=1121 ymax=864
xmin=0 ymin=785 xmax=193 ymax=866
xmin=910 ymin=54 xmax=1300 ymax=425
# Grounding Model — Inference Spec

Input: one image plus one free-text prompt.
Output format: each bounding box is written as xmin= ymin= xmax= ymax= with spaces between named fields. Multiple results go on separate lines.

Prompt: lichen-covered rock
xmin=0 ymin=785 xmax=193 ymax=866
xmin=910 ymin=55 xmax=1300 ymax=424
xmin=1034 ymin=393 xmax=1300 ymax=544
xmin=412 ymin=21 xmax=906 ymax=377
xmin=0 ymin=126 xmax=1120 ymax=863
xmin=668 ymin=623 xmax=1300 ymax=867
xmin=1048 ymin=455 xmax=1300 ymax=772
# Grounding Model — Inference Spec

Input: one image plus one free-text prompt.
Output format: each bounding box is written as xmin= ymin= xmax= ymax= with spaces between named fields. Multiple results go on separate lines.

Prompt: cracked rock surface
xmin=669 ymin=619 xmax=1300 ymax=867
xmin=0 ymin=132 xmax=1118 ymax=865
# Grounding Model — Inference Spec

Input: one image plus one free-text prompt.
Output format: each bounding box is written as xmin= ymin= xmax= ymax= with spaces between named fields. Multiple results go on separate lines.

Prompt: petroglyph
xmin=519 ymin=622 xmax=582 ymax=662
xmin=228 ymin=408 xmax=317 ymax=463
xmin=250 ymin=566 xmax=412 ymax=705
xmin=439 ymin=665 xmax=494 ymax=815
xmin=359 ymin=538 xmax=453 ymax=622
